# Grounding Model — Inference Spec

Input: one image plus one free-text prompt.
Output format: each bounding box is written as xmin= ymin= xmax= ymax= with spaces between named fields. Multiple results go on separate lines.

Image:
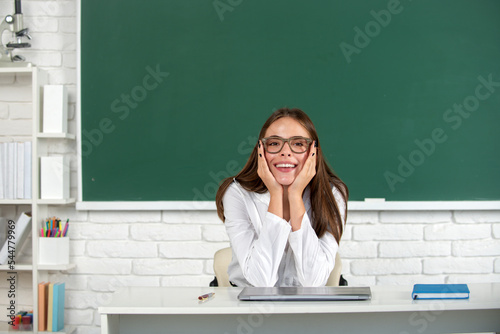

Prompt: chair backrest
xmin=326 ymin=252 xmax=342 ymax=287
xmin=213 ymin=247 xmax=342 ymax=287
xmin=213 ymin=247 xmax=233 ymax=287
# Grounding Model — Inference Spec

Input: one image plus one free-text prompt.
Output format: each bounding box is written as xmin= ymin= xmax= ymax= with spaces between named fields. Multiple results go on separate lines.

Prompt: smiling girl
xmin=215 ymin=108 xmax=348 ymax=287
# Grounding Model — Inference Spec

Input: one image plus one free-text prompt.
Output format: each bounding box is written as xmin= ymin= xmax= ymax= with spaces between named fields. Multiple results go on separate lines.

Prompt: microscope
xmin=0 ymin=0 xmax=32 ymax=66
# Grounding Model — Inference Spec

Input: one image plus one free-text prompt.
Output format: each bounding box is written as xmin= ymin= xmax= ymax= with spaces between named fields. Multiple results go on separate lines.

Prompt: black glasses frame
xmin=261 ymin=136 xmax=313 ymax=154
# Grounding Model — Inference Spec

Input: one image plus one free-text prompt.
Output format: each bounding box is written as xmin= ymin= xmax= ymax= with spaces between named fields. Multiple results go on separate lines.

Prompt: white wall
xmin=0 ymin=1 xmax=499 ymax=333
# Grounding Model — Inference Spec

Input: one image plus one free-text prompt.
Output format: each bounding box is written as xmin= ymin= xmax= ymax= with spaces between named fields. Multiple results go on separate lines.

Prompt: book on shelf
xmin=412 ymin=284 xmax=470 ymax=300
xmin=24 ymin=141 xmax=32 ymax=199
xmin=0 ymin=212 xmax=32 ymax=265
xmin=17 ymin=142 xmax=24 ymax=199
xmin=47 ymin=283 xmax=54 ymax=331
xmin=0 ymin=142 xmax=32 ymax=200
xmin=38 ymin=281 xmax=65 ymax=332
xmin=38 ymin=282 xmax=49 ymax=331
xmin=40 ymin=155 xmax=70 ymax=200
xmin=52 ymin=282 xmax=65 ymax=331
xmin=0 ymin=143 xmax=4 ymax=199
xmin=0 ymin=219 xmax=5 ymax=251
xmin=7 ymin=142 xmax=15 ymax=199
xmin=43 ymin=85 xmax=68 ymax=134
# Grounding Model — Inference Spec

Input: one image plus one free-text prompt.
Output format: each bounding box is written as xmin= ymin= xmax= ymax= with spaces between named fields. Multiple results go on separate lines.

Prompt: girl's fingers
xmin=257 ymin=141 xmax=270 ymax=174
xmin=257 ymin=140 xmax=282 ymax=193
xmin=307 ymin=142 xmax=317 ymax=175
xmin=258 ymin=141 xmax=269 ymax=172
xmin=306 ymin=141 xmax=316 ymax=169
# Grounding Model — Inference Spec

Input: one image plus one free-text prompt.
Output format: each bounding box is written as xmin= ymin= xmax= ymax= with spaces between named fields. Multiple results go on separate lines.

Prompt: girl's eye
xmin=292 ymin=140 xmax=307 ymax=146
xmin=267 ymin=140 xmax=280 ymax=146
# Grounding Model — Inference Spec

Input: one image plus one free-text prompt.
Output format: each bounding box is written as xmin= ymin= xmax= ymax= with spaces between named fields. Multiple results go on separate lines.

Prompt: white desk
xmin=99 ymin=283 xmax=500 ymax=334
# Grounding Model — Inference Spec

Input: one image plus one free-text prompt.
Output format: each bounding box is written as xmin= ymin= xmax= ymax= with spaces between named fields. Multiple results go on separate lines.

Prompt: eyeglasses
xmin=261 ymin=136 xmax=313 ymax=154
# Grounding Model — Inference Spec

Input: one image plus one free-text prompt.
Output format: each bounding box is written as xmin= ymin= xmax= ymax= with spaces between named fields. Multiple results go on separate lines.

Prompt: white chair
xmin=213 ymin=247 xmax=343 ymax=287
xmin=326 ymin=252 xmax=343 ymax=286
xmin=213 ymin=247 xmax=233 ymax=287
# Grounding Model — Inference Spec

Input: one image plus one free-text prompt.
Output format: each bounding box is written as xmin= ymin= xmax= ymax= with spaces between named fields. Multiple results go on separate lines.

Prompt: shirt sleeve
xmin=287 ymin=186 xmax=346 ymax=286
xmin=223 ymin=183 xmax=291 ymax=287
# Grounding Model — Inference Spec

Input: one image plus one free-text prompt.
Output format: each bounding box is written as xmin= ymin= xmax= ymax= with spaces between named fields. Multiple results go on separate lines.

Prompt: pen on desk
xmin=198 ymin=292 xmax=215 ymax=301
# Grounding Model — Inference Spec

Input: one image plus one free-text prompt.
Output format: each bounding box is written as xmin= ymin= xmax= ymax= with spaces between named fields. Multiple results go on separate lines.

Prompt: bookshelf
xmin=0 ymin=66 xmax=75 ymax=334
xmin=0 ymin=322 xmax=75 ymax=334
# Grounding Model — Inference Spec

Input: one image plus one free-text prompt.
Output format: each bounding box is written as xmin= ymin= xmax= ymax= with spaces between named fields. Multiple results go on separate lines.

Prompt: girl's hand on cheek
xmin=288 ymin=141 xmax=317 ymax=197
xmin=257 ymin=141 xmax=283 ymax=195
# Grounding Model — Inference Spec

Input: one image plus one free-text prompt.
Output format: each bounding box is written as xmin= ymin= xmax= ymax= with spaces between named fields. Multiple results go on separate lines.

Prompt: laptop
xmin=238 ymin=286 xmax=371 ymax=301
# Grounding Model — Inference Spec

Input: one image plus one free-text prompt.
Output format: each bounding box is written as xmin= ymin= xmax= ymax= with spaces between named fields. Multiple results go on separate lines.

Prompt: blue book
xmin=52 ymin=282 xmax=66 ymax=331
xmin=412 ymin=284 xmax=470 ymax=300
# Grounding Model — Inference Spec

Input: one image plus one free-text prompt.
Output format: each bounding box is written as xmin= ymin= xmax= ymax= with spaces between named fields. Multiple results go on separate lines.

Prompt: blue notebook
xmin=412 ymin=284 xmax=470 ymax=300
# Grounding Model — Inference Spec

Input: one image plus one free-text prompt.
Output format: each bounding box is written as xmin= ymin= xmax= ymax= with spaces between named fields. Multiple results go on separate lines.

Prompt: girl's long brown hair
xmin=215 ymin=108 xmax=348 ymax=244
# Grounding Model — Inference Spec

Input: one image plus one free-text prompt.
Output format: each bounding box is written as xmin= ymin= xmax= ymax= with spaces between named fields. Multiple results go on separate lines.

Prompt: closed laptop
xmin=238 ymin=286 xmax=371 ymax=301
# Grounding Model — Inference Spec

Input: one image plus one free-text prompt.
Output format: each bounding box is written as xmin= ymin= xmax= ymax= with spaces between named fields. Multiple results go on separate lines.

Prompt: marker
xmin=198 ymin=292 xmax=215 ymax=301
xmin=63 ymin=219 xmax=69 ymax=237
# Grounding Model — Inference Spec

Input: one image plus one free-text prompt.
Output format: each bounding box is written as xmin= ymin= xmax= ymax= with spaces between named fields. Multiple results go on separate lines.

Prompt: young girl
xmin=216 ymin=108 xmax=348 ymax=287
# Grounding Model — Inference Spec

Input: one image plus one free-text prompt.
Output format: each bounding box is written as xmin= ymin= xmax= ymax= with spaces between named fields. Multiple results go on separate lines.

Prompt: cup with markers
xmin=39 ymin=217 xmax=70 ymax=265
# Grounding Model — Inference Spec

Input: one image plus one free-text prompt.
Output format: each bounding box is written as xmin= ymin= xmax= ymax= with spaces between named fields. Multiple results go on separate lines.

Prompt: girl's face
xmin=263 ymin=117 xmax=312 ymax=187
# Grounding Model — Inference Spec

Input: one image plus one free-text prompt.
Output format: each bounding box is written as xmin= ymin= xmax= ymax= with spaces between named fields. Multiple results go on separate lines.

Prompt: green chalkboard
xmin=81 ymin=0 xmax=500 ymax=202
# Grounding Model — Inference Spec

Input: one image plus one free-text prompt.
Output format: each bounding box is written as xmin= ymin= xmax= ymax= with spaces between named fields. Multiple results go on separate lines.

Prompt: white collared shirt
xmin=223 ymin=179 xmax=346 ymax=287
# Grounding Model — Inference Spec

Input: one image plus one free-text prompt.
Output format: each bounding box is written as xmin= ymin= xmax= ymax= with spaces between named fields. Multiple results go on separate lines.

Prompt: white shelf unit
xmin=0 ymin=66 xmax=75 ymax=334
xmin=0 ymin=322 xmax=75 ymax=334
xmin=37 ymin=133 xmax=76 ymax=140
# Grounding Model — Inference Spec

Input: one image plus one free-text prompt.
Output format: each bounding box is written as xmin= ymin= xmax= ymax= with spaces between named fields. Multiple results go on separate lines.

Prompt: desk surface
xmin=99 ymin=283 xmax=500 ymax=315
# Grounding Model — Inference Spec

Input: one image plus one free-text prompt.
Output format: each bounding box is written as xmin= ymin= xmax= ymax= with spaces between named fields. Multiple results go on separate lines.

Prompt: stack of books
xmin=0 ymin=142 xmax=32 ymax=199
xmin=38 ymin=282 xmax=66 ymax=332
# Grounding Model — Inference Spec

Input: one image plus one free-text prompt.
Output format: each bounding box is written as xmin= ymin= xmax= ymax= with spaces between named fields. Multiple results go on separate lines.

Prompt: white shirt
xmin=223 ymin=179 xmax=346 ymax=287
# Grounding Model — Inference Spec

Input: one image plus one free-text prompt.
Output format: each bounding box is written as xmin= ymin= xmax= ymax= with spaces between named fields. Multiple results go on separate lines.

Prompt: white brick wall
xmin=0 ymin=2 xmax=499 ymax=334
